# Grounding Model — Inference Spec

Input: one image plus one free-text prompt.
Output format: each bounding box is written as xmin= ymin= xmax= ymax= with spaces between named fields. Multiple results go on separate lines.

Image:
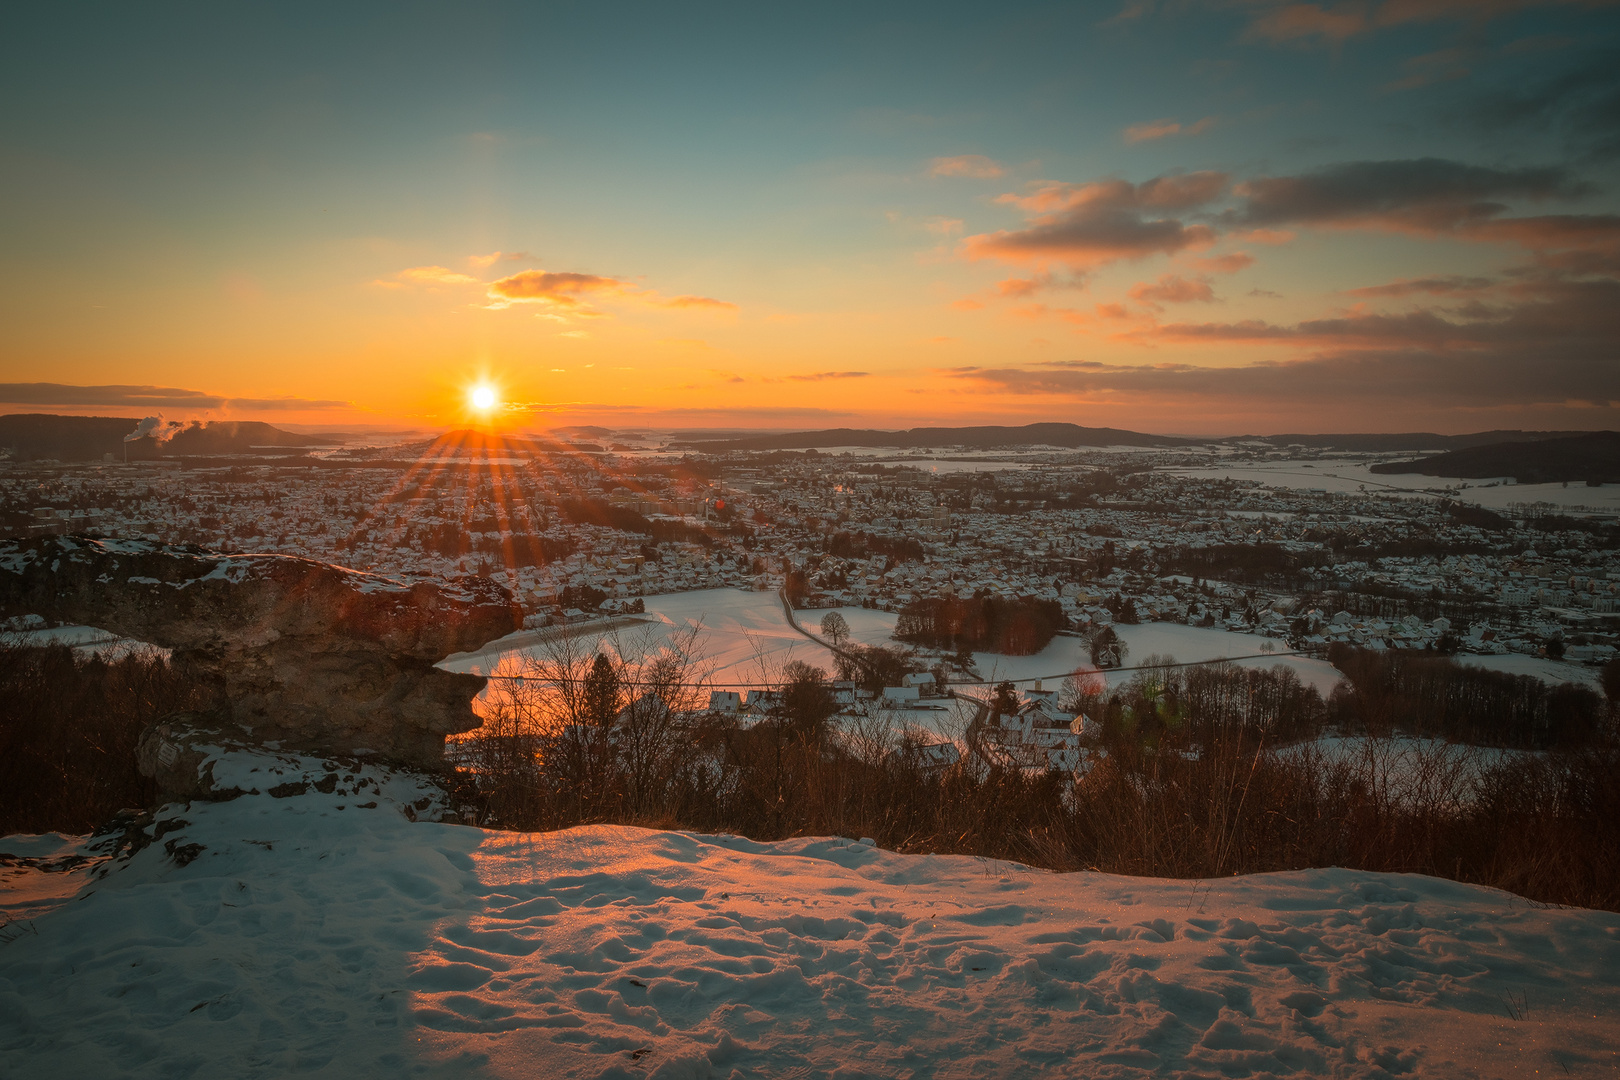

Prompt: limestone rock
xmin=1 ymin=536 xmax=520 ymax=767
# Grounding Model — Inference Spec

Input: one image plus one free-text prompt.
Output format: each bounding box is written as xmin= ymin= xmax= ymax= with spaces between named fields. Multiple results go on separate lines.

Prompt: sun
xmin=469 ymin=384 xmax=498 ymax=412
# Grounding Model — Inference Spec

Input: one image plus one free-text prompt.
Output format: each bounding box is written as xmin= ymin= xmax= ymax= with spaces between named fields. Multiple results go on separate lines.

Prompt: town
xmin=7 ymin=430 xmax=1616 ymax=674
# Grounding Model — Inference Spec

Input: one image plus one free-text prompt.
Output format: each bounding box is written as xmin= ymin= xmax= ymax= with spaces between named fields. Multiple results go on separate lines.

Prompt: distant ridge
xmin=0 ymin=414 xmax=336 ymax=461
xmin=1371 ymin=431 xmax=1620 ymax=485
xmin=1252 ymin=431 xmax=1593 ymax=453
xmin=677 ymin=423 xmax=1187 ymax=451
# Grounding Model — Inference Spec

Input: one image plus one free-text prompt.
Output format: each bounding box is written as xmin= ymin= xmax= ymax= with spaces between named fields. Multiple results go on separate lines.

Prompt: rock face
xmin=0 ymin=536 xmax=520 ymax=769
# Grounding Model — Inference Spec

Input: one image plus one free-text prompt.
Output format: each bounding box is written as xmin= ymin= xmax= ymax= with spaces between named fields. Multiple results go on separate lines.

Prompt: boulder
xmin=0 ymin=536 xmax=521 ymax=769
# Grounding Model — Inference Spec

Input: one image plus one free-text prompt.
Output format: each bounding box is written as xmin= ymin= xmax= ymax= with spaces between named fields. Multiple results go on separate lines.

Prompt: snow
xmin=1161 ymin=461 xmax=1620 ymax=513
xmin=970 ymin=624 xmax=1345 ymax=698
xmin=1455 ymin=653 xmax=1603 ymax=689
xmin=3 ymin=763 xmax=1617 ymax=1078
xmin=1 ymin=624 xmax=170 ymax=662
xmin=443 ymin=589 xmax=840 ymax=690
xmin=443 ymin=594 xmax=1346 ymax=703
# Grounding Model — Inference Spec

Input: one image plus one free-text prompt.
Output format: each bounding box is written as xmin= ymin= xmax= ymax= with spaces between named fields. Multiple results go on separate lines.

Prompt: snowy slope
xmin=3 ymin=753 xmax=1618 ymax=1079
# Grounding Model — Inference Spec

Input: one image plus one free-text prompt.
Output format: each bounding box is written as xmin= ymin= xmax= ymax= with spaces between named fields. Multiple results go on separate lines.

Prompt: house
xmin=707 ymin=690 xmax=742 ymax=713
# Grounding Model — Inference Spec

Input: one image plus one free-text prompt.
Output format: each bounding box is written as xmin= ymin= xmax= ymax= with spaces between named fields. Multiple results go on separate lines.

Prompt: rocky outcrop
xmin=0 ymin=536 xmax=520 ymax=770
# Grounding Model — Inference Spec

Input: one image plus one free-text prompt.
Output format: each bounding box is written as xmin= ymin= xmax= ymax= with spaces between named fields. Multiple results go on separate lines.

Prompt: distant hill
xmin=0 ymin=415 xmax=334 ymax=462
xmin=0 ymin=415 xmax=145 ymax=461
xmin=1370 ymin=431 xmax=1620 ymax=484
xmin=1253 ymin=431 xmax=1592 ymax=453
xmin=157 ymin=421 xmax=337 ymax=455
xmin=678 ymin=422 xmax=1187 ymax=451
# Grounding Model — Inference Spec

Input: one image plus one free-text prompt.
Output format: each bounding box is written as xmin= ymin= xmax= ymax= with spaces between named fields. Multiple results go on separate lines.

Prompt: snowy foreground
xmin=3 ymin=753 xmax=1618 ymax=1078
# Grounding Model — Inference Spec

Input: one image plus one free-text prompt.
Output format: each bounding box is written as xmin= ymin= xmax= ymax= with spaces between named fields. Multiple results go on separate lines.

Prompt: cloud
xmin=468 ymin=251 xmax=532 ymax=268
xmin=996 ymin=273 xmax=1063 ymax=297
xmin=1233 ymin=157 xmax=1585 ymax=234
xmin=487 ymin=270 xmax=629 ymax=306
xmin=1242 ymin=0 xmax=1608 ymax=46
xmin=486 ymin=270 xmax=735 ymax=314
xmin=949 ymin=277 xmax=1620 ymax=418
xmin=657 ymin=295 xmax=739 ymax=311
xmin=1189 ymin=252 xmax=1256 ymax=274
xmin=929 ymin=155 xmax=1006 ymax=179
xmin=784 ymin=371 xmax=870 ymax=382
xmin=0 ymin=383 xmax=350 ymax=410
xmin=1124 ymin=116 xmax=1215 ymax=143
xmin=383 ymin=265 xmax=480 ymax=287
xmin=964 ymin=171 xmax=1227 ymax=268
xmin=1130 ymin=274 xmax=1218 ymax=305
xmin=1345 ymin=274 xmax=1497 ymax=297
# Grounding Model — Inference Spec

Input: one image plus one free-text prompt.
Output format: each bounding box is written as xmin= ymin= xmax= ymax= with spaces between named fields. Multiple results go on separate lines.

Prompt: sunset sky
xmin=3 ymin=1 xmax=1618 ymax=434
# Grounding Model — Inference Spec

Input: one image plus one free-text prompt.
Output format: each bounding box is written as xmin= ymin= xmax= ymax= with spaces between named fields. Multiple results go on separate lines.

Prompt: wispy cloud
xmin=1188 ymin=252 xmax=1255 ymax=274
xmin=782 ymin=371 xmax=870 ymax=383
xmin=486 ymin=270 xmax=735 ymax=314
xmin=657 ymin=294 xmax=738 ymax=311
xmin=468 ymin=250 xmax=532 ymax=268
xmin=929 ymin=154 xmax=1006 ymax=179
xmin=1345 ymin=274 xmax=1497 ymax=297
xmin=376 ymin=265 xmax=480 ymax=288
xmin=1240 ymin=0 xmax=1602 ymax=47
xmin=1129 ymin=274 xmax=1217 ymax=305
xmin=1123 ymin=116 xmax=1215 ymax=143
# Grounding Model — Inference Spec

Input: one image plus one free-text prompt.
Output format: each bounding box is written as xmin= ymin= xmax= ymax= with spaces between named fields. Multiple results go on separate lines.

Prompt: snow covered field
xmin=1162 ymin=462 xmax=1620 ymax=513
xmin=442 ymin=589 xmax=839 ymax=691
xmin=968 ymin=623 xmax=1345 ymax=698
xmin=2 ymin=759 xmax=1617 ymax=1078
xmin=444 ymin=592 xmax=1345 ymax=703
xmin=1455 ymin=653 xmax=1603 ymax=689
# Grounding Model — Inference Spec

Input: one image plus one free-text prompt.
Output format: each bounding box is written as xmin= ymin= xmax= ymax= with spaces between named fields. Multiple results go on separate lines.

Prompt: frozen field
xmin=970 ymin=623 xmax=1345 ymax=698
xmin=2 ymin=754 xmax=1617 ymax=1078
xmin=444 ymin=595 xmax=1344 ymax=699
xmin=442 ymin=589 xmax=841 ymax=690
xmin=1162 ymin=462 xmax=1620 ymax=513
xmin=1455 ymin=652 xmax=1603 ymax=688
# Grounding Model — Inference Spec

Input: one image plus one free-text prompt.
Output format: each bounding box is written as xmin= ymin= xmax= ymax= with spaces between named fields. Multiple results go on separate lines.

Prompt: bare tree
xmin=820 ymin=611 xmax=850 ymax=649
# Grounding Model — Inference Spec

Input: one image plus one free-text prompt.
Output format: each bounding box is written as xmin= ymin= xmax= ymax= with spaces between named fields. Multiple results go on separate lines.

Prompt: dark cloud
xmin=1233 ymin=158 xmax=1584 ymax=233
xmin=965 ymin=172 xmax=1227 ymax=268
xmin=1346 ymin=275 xmax=1497 ymax=297
xmin=0 ymin=383 xmax=349 ymax=410
xmin=956 ymin=276 xmax=1620 ymax=415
